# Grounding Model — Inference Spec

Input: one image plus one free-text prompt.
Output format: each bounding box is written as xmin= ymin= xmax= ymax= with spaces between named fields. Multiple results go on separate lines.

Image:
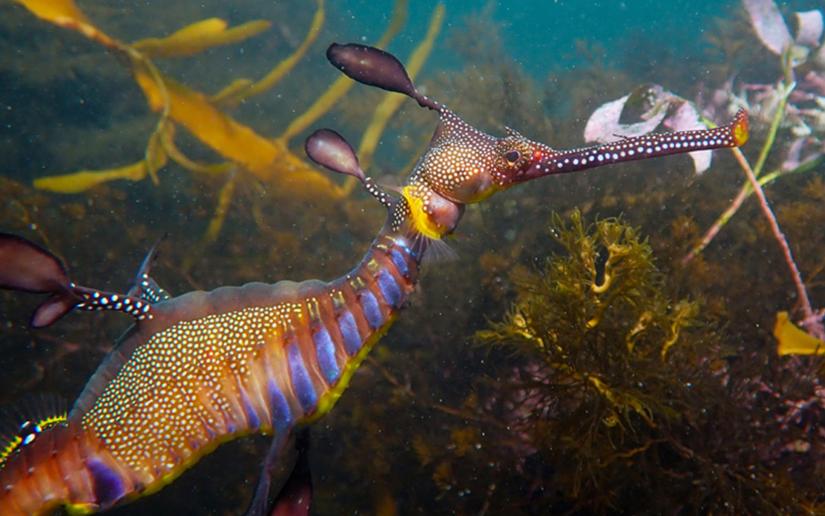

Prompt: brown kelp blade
xmin=305 ymin=129 xmax=366 ymax=182
xmin=0 ymin=233 xmax=69 ymax=293
xmin=326 ymin=43 xmax=438 ymax=110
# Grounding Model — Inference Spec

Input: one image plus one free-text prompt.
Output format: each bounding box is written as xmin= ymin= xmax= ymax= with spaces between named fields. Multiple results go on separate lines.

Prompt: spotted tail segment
xmin=0 ymin=421 xmax=138 ymax=515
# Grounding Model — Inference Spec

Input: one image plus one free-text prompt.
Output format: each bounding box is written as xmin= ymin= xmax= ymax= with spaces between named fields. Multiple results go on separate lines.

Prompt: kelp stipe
xmin=0 ymin=43 xmax=747 ymax=515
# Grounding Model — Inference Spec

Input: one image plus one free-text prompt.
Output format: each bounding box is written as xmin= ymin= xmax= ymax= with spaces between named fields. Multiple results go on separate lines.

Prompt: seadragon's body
xmin=0 ymin=225 xmax=423 ymax=514
xmin=0 ymin=43 xmax=748 ymax=515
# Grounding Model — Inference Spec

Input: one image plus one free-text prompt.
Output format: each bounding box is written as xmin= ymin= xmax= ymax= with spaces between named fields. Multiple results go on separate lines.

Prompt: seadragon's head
xmin=308 ymin=43 xmax=749 ymax=242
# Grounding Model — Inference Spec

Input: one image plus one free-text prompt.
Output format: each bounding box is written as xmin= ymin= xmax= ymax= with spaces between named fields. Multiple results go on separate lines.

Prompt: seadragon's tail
xmin=0 ymin=418 xmax=139 ymax=515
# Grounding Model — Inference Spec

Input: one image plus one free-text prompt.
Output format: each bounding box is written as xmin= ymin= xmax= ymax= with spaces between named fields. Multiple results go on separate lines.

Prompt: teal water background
xmin=345 ymin=0 xmax=739 ymax=73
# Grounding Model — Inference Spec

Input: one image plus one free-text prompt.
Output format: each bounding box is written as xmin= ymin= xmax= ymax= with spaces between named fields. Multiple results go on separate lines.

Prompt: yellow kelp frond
xmin=774 ymin=311 xmax=825 ymax=355
xmin=214 ymin=0 xmax=324 ymax=107
xmin=34 ymin=160 xmax=155 ymax=194
xmin=134 ymin=64 xmax=280 ymax=178
xmin=134 ymin=70 xmax=343 ymax=197
xmin=159 ymin=125 xmax=233 ymax=176
xmin=133 ymin=18 xmax=271 ymax=59
xmin=278 ymin=0 xmax=409 ymax=144
xmin=211 ymin=79 xmax=255 ymax=105
xmin=13 ymin=0 xmax=87 ymax=24
xmin=13 ymin=0 xmax=120 ymax=50
xmin=204 ymin=170 xmax=238 ymax=243
xmin=356 ymin=3 xmax=445 ymax=173
xmin=660 ymin=301 xmax=698 ymax=360
xmin=144 ymin=124 xmax=168 ymax=185
xmin=34 ymin=122 xmax=172 ymax=193
xmin=625 ymin=311 xmax=653 ymax=353
xmin=377 ymin=0 xmax=409 ymax=48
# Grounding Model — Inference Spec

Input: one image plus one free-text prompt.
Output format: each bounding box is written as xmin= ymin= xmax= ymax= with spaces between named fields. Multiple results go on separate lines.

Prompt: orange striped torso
xmin=0 ymin=230 xmax=421 ymax=515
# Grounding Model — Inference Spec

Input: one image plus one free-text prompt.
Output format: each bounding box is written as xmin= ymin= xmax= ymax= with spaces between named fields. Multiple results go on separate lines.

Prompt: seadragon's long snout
xmin=508 ymin=109 xmax=749 ymax=186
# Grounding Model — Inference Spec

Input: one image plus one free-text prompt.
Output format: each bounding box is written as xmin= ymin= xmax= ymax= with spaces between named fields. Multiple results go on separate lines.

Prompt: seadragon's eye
xmin=504 ymin=150 xmax=520 ymax=163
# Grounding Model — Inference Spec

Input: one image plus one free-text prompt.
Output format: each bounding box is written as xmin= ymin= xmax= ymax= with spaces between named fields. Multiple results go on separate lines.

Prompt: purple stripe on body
xmin=313 ymin=325 xmax=341 ymax=384
xmin=88 ymin=458 xmax=128 ymax=508
xmin=377 ymin=270 xmax=403 ymax=308
xmin=393 ymin=237 xmax=417 ymax=260
xmin=287 ymin=341 xmax=318 ymax=413
xmin=267 ymin=378 xmax=294 ymax=432
xmin=203 ymin=420 xmax=217 ymax=440
xmin=390 ymin=248 xmax=410 ymax=277
xmin=359 ymin=290 xmax=383 ymax=329
xmin=337 ymin=310 xmax=362 ymax=356
xmin=239 ymin=389 xmax=261 ymax=430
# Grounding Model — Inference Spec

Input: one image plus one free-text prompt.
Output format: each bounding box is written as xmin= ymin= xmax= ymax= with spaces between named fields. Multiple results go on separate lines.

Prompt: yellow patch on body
xmin=401 ymin=186 xmax=444 ymax=240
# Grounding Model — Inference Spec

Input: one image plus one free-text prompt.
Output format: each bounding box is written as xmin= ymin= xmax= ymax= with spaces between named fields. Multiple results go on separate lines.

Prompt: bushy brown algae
xmin=441 ymin=212 xmax=822 ymax=513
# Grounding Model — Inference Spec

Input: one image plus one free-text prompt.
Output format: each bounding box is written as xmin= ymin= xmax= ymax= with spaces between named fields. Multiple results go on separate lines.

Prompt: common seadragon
xmin=0 ymin=43 xmax=749 ymax=515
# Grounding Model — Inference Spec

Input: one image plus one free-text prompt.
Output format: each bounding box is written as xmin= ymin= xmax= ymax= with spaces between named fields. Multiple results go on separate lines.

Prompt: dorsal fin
xmin=0 ymin=393 xmax=67 ymax=469
xmin=127 ymin=235 xmax=172 ymax=304
xmin=430 ymin=109 xmax=487 ymax=148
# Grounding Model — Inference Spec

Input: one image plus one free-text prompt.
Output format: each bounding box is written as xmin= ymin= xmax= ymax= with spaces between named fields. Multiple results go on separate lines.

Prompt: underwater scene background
xmin=1 ymin=0 xmax=825 ymax=513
